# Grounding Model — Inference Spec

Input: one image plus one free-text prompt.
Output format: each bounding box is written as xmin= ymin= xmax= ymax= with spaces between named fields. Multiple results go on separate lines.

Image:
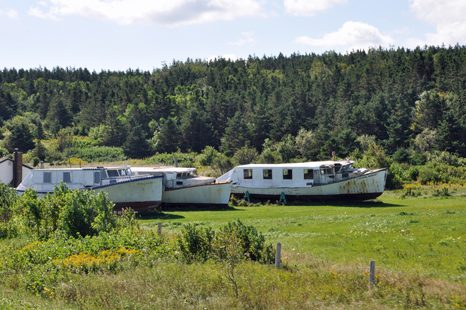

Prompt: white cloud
xmin=284 ymin=0 xmax=346 ymax=16
xmin=7 ymin=9 xmax=18 ymax=19
xmin=295 ymin=21 xmax=394 ymax=51
xmin=0 ymin=9 xmax=19 ymax=19
xmin=28 ymin=0 xmax=263 ymax=26
xmin=229 ymin=32 xmax=254 ymax=46
xmin=410 ymin=0 xmax=466 ymax=26
xmin=408 ymin=0 xmax=466 ymax=46
xmin=29 ymin=7 xmax=54 ymax=19
xmin=206 ymin=54 xmax=238 ymax=62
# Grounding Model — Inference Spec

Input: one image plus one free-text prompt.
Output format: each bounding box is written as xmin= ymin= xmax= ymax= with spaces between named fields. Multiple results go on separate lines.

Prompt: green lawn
xmin=1 ymin=191 xmax=465 ymax=309
xmin=142 ymin=192 xmax=466 ymax=280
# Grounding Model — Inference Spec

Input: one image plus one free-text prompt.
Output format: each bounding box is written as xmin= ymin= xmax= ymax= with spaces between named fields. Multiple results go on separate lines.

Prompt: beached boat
xmin=16 ymin=166 xmax=163 ymax=211
xmin=216 ymin=159 xmax=387 ymax=201
xmin=132 ymin=167 xmax=232 ymax=207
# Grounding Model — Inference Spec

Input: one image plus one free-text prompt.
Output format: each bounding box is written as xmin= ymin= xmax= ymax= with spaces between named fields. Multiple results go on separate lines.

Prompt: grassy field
xmin=142 ymin=191 xmax=466 ymax=278
xmin=1 ymin=188 xmax=466 ymax=309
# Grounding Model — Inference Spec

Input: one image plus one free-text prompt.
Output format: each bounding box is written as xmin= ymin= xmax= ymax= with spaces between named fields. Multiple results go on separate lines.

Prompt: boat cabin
xmin=218 ymin=160 xmax=362 ymax=187
xmin=18 ymin=168 xmax=103 ymax=192
xmin=131 ymin=167 xmax=215 ymax=189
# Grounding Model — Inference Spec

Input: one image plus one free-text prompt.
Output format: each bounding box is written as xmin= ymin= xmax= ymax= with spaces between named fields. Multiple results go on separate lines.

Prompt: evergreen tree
xmin=152 ymin=117 xmax=181 ymax=154
xmin=4 ymin=122 xmax=35 ymax=153
xmin=122 ymin=124 xmax=153 ymax=159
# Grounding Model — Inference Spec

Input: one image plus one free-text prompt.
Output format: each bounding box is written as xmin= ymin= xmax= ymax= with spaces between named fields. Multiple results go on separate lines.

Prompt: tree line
xmin=1 ymin=45 xmax=465 ymax=163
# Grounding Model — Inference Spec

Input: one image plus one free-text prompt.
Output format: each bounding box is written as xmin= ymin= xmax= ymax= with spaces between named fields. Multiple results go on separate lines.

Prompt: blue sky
xmin=0 ymin=0 xmax=465 ymax=71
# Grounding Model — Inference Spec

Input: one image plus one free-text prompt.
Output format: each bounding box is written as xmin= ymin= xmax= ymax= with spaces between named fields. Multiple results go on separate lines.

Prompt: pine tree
xmin=5 ymin=122 xmax=35 ymax=153
xmin=122 ymin=124 xmax=153 ymax=159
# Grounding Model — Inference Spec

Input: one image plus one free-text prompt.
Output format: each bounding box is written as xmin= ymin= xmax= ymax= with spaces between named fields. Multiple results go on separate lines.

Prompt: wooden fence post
xmin=157 ymin=222 xmax=162 ymax=235
xmin=369 ymin=260 xmax=376 ymax=287
xmin=275 ymin=243 xmax=281 ymax=269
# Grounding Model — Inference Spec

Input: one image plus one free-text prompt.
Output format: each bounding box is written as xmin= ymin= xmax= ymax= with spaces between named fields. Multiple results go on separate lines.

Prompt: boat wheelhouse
xmin=16 ymin=166 xmax=163 ymax=211
xmin=216 ymin=159 xmax=387 ymax=201
xmin=132 ymin=167 xmax=232 ymax=207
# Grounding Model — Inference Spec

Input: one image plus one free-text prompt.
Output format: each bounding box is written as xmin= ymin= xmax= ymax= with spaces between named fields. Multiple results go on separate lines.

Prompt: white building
xmin=0 ymin=158 xmax=33 ymax=186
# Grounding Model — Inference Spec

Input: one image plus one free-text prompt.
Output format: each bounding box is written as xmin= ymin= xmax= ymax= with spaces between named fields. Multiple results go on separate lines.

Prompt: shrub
xmin=405 ymin=166 xmax=420 ymax=182
xmin=144 ymin=152 xmax=197 ymax=167
xmin=233 ymin=146 xmax=258 ymax=165
xmin=69 ymin=146 xmax=126 ymax=162
xmin=177 ymin=220 xmax=274 ymax=264
xmin=410 ymin=152 xmax=427 ymax=165
xmin=178 ymin=224 xmax=214 ymax=262
xmin=386 ymin=163 xmax=404 ymax=190
xmin=0 ymin=183 xmax=19 ymax=238
xmin=213 ymin=154 xmax=234 ymax=174
xmin=218 ymin=220 xmax=274 ymax=264
xmin=19 ymin=183 xmax=117 ymax=240
xmin=197 ymin=146 xmax=220 ymax=166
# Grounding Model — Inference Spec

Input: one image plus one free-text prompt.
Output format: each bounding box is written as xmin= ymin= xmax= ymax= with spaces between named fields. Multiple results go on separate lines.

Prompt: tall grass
xmin=1 ymin=192 xmax=466 ymax=309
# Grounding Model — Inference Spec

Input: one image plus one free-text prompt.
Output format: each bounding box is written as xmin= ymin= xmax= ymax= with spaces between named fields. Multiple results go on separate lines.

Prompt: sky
xmin=0 ymin=0 xmax=465 ymax=72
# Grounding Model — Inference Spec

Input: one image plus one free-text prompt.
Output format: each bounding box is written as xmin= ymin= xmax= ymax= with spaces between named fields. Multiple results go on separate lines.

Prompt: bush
xmin=405 ymin=166 xmax=420 ymax=182
xmin=177 ymin=220 xmax=274 ymax=264
xmin=197 ymin=146 xmax=220 ymax=166
xmin=392 ymin=148 xmax=410 ymax=163
xmin=178 ymin=224 xmax=214 ymax=262
xmin=144 ymin=152 xmax=197 ymax=167
xmin=218 ymin=220 xmax=274 ymax=264
xmin=233 ymin=146 xmax=258 ymax=165
xmin=386 ymin=163 xmax=404 ymax=190
xmin=69 ymin=146 xmax=126 ymax=162
xmin=19 ymin=183 xmax=117 ymax=240
xmin=410 ymin=152 xmax=427 ymax=165
xmin=0 ymin=183 xmax=19 ymax=239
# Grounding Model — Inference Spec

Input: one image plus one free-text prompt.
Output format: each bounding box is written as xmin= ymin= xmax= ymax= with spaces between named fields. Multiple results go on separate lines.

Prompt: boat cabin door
xmin=319 ymin=165 xmax=335 ymax=184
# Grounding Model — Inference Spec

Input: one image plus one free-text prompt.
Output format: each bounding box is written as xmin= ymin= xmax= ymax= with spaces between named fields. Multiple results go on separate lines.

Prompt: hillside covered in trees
xmin=1 ymin=45 xmax=466 ymax=166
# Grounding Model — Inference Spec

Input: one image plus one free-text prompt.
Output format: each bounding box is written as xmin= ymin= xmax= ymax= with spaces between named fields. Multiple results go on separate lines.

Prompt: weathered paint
xmin=162 ymin=181 xmax=232 ymax=206
xmin=231 ymin=169 xmax=386 ymax=201
xmin=17 ymin=169 xmax=163 ymax=211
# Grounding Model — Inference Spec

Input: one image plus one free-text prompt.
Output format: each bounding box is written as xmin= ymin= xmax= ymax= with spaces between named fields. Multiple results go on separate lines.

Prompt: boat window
xmin=63 ymin=172 xmax=72 ymax=183
xmin=107 ymin=170 xmax=119 ymax=177
xmin=94 ymin=172 xmax=101 ymax=184
xmin=304 ymin=169 xmax=313 ymax=180
xmin=320 ymin=166 xmax=332 ymax=175
xmin=43 ymin=172 xmax=51 ymax=183
xmin=119 ymin=170 xmax=125 ymax=176
xmin=244 ymin=169 xmax=253 ymax=179
xmin=263 ymin=169 xmax=272 ymax=180
xmin=334 ymin=163 xmax=342 ymax=173
xmin=283 ymin=169 xmax=293 ymax=180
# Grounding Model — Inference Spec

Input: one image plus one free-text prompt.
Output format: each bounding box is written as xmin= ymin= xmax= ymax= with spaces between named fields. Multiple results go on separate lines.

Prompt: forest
xmin=1 ymin=45 xmax=465 ymax=176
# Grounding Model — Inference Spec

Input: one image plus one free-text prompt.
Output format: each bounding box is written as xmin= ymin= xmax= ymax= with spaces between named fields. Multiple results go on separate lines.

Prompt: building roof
xmin=235 ymin=160 xmax=355 ymax=169
xmin=0 ymin=158 xmax=34 ymax=169
xmin=132 ymin=167 xmax=196 ymax=173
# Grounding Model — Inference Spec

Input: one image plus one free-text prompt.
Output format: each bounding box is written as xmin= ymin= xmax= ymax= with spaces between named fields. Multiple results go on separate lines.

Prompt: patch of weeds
xmin=398 ymin=211 xmax=415 ymax=216
xmin=438 ymin=237 xmax=454 ymax=246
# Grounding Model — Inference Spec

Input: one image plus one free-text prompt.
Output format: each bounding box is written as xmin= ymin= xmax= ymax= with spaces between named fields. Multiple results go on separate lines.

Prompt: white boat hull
xmin=17 ymin=176 xmax=163 ymax=211
xmin=232 ymin=169 xmax=387 ymax=201
xmin=162 ymin=181 xmax=232 ymax=207
xmin=93 ymin=176 xmax=163 ymax=210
